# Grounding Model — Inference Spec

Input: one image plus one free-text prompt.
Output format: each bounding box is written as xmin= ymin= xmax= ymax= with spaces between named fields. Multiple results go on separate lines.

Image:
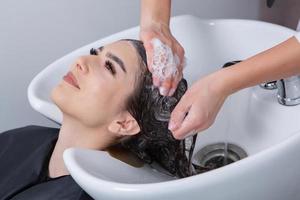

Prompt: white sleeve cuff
xmin=296 ymin=32 xmax=300 ymax=42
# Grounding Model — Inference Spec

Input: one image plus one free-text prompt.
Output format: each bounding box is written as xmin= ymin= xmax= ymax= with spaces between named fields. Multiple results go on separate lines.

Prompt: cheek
xmin=52 ymin=76 xmax=132 ymax=127
xmin=84 ymin=76 xmax=129 ymax=108
xmin=51 ymin=84 xmax=108 ymax=126
xmin=83 ymin=86 xmax=118 ymax=111
xmin=76 ymin=81 xmax=125 ymax=126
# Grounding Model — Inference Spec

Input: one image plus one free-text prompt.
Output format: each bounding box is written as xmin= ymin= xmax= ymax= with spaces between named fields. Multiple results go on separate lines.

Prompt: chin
xmin=50 ymin=84 xmax=85 ymax=123
xmin=50 ymin=84 xmax=69 ymax=113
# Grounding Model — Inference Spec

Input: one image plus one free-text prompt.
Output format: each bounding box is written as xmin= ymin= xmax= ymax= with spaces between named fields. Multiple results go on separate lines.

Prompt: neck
xmin=48 ymin=115 xmax=115 ymax=178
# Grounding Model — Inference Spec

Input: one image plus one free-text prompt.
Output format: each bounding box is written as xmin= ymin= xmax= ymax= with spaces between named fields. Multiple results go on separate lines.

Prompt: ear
xmin=108 ymin=111 xmax=140 ymax=136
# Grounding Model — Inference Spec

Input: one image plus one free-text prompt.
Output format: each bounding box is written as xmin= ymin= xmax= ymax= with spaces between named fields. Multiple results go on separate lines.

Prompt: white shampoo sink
xmin=28 ymin=15 xmax=300 ymax=200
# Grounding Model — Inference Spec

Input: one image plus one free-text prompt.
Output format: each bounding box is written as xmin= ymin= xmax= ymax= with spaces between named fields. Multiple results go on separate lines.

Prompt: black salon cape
xmin=0 ymin=125 xmax=93 ymax=200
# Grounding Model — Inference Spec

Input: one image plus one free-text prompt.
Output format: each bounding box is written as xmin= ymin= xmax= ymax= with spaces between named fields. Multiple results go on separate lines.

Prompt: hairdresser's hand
xmin=140 ymin=22 xmax=185 ymax=96
xmin=168 ymin=70 xmax=230 ymax=140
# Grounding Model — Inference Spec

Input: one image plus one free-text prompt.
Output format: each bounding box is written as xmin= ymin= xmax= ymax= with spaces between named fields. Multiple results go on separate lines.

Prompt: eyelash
xmin=90 ymin=48 xmax=98 ymax=55
xmin=105 ymin=60 xmax=116 ymax=75
xmin=90 ymin=48 xmax=116 ymax=76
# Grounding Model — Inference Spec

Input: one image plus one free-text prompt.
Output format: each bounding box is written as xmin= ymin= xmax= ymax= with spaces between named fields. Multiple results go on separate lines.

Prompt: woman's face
xmin=51 ymin=41 xmax=141 ymax=128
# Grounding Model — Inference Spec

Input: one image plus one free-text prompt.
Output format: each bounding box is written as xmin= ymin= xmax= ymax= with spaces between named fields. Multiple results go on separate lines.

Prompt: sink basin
xmin=28 ymin=15 xmax=300 ymax=200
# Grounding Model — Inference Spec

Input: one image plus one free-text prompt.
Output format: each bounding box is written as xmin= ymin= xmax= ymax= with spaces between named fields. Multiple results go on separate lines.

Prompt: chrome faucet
xmin=260 ymin=76 xmax=300 ymax=106
xmin=223 ymin=61 xmax=300 ymax=106
xmin=276 ymin=76 xmax=300 ymax=106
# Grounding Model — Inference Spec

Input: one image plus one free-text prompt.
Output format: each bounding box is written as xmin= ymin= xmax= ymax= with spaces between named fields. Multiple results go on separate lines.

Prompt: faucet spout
xmin=276 ymin=75 xmax=300 ymax=106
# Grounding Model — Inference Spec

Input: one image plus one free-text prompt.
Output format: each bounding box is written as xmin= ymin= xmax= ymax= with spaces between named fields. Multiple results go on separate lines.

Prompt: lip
xmin=63 ymin=72 xmax=80 ymax=89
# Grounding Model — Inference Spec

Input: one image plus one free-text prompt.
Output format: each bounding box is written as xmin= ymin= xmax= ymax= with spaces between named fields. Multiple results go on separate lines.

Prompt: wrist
xmin=140 ymin=20 xmax=169 ymax=31
xmin=211 ymin=67 xmax=241 ymax=98
xmin=215 ymin=60 xmax=257 ymax=97
xmin=140 ymin=0 xmax=171 ymax=29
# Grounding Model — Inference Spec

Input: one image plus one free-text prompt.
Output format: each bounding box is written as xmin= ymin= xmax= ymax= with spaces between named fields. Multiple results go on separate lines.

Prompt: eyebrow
xmin=105 ymin=52 xmax=127 ymax=73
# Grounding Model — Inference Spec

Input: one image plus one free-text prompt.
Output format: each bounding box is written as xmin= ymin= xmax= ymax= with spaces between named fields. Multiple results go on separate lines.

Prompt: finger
xmin=168 ymin=87 xmax=176 ymax=97
xmin=172 ymin=111 xmax=199 ymax=140
xmin=174 ymin=43 xmax=185 ymax=70
xmin=168 ymin=94 xmax=191 ymax=131
xmin=143 ymin=41 xmax=154 ymax=72
xmin=176 ymin=44 xmax=185 ymax=62
xmin=152 ymin=75 xmax=161 ymax=87
xmin=160 ymin=77 xmax=173 ymax=96
xmin=167 ymin=73 xmax=182 ymax=96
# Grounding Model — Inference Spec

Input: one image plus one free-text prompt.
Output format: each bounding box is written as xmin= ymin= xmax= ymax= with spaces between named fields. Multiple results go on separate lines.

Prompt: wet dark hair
xmin=121 ymin=39 xmax=195 ymax=178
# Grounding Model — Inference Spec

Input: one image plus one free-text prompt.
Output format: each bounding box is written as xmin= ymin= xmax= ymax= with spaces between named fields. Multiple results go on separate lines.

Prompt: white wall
xmin=260 ymin=0 xmax=300 ymax=29
xmin=0 ymin=0 xmax=299 ymax=132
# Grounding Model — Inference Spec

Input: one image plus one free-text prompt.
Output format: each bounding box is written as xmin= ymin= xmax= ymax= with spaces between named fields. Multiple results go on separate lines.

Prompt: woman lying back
xmin=0 ymin=39 xmax=193 ymax=200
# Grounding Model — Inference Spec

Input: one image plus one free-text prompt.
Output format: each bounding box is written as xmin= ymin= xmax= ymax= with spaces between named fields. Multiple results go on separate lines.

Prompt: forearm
xmin=140 ymin=0 xmax=171 ymax=28
xmin=220 ymin=36 xmax=300 ymax=95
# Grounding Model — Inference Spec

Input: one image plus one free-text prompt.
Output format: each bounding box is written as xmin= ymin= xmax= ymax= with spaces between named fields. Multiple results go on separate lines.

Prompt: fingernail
xmin=168 ymin=121 xmax=177 ymax=131
xmin=159 ymin=87 xmax=168 ymax=96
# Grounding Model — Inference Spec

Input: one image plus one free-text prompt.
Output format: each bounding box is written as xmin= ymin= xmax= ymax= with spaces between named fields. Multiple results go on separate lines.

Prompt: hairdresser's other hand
xmin=140 ymin=22 xmax=185 ymax=96
xmin=168 ymin=70 xmax=230 ymax=140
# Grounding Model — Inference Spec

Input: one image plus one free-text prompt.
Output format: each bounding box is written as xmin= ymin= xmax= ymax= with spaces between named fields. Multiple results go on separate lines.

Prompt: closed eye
xmin=105 ymin=60 xmax=116 ymax=76
xmin=90 ymin=48 xmax=116 ymax=76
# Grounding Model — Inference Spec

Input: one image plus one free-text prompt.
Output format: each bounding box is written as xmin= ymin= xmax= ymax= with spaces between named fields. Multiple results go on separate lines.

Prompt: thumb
xmin=168 ymin=95 xmax=191 ymax=132
xmin=171 ymin=111 xmax=198 ymax=140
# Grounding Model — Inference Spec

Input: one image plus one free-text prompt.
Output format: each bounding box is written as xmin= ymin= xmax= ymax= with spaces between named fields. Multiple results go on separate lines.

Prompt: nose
xmin=75 ymin=56 xmax=89 ymax=74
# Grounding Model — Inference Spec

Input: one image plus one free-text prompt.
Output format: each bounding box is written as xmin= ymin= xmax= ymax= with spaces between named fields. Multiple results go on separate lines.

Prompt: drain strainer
xmin=193 ymin=143 xmax=247 ymax=171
